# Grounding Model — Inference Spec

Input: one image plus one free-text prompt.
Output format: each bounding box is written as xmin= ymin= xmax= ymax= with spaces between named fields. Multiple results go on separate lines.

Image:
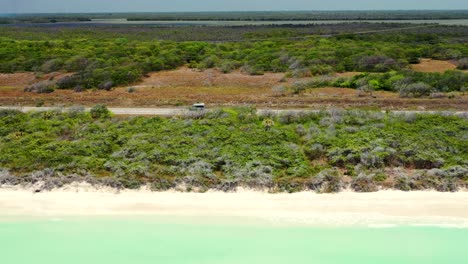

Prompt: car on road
xmin=190 ymin=103 xmax=205 ymax=111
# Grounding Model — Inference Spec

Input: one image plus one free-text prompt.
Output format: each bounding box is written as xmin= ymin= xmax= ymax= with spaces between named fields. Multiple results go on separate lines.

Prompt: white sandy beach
xmin=1 ymin=184 xmax=468 ymax=227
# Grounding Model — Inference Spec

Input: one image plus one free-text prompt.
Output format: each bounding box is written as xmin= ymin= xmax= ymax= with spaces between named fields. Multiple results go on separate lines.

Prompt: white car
xmin=190 ymin=103 xmax=205 ymax=111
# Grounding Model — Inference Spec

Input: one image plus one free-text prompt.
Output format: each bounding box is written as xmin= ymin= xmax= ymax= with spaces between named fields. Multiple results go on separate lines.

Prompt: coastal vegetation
xmin=0 ymin=107 xmax=466 ymax=193
xmin=0 ymin=16 xmax=466 ymax=192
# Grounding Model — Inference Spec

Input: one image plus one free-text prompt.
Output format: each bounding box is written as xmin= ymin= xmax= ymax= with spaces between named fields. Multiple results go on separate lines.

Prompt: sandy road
xmin=0 ymin=106 xmax=467 ymax=117
xmin=0 ymin=106 xmax=185 ymax=116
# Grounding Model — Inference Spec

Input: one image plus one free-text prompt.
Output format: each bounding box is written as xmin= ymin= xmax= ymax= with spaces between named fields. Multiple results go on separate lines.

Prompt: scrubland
xmin=0 ymin=107 xmax=466 ymax=193
xmin=0 ymin=23 xmax=466 ymax=109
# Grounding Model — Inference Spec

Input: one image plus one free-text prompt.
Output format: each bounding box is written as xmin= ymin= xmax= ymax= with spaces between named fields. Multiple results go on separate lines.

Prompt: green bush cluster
xmin=0 ymin=108 xmax=466 ymax=192
xmin=289 ymin=70 xmax=467 ymax=96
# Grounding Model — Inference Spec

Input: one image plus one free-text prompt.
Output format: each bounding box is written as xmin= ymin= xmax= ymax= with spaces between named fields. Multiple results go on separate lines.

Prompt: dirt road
xmin=1 ymin=106 xmax=467 ymax=117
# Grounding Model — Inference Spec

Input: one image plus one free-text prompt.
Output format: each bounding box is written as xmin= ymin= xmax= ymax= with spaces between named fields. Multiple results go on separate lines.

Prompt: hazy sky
xmin=1 ymin=0 xmax=468 ymax=13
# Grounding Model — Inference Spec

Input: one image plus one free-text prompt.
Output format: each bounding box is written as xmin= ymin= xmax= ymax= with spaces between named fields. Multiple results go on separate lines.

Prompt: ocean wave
xmin=410 ymin=223 xmax=468 ymax=229
xmin=368 ymin=224 xmax=399 ymax=228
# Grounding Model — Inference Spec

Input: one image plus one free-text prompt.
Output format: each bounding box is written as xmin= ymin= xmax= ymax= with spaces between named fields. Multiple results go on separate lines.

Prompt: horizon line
xmin=2 ymin=9 xmax=468 ymax=15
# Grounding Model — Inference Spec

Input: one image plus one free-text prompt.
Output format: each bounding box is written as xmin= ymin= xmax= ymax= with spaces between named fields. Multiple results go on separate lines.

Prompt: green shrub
xmin=351 ymin=173 xmax=378 ymax=192
xmin=90 ymin=104 xmax=111 ymax=119
xmin=218 ymin=61 xmax=238 ymax=73
xmin=24 ymin=81 xmax=55 ymax=94
xmin=307 ymin=168 xmax=343 ymax=193
xmin=457 ymin=58 xmax=468 ymax=70
xmin=399 ymin=82 xmax=433 ymax=98
xmin=304 ymin=143 xmax=325 ymax=160
xmin=150 ymin=178 xmax=176 ymax=191
xmin=394 ymin=174 xmax=412 ymax=191
xmin=240 ymin=64 xmax=264 ymax=76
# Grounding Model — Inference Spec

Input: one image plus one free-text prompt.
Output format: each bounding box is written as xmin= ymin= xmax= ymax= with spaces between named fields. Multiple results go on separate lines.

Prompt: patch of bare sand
xmin=1 ymin=186 xmax=468 ymax=227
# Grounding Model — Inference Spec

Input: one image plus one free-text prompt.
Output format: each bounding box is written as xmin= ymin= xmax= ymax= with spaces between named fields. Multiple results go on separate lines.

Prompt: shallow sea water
xmin=1 ymin=217 xmax=467 ymax=264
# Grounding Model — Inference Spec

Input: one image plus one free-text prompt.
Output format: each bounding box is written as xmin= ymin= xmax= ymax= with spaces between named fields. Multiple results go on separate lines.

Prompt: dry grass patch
xmin=0 ymin=72 xmax=73 ymax=88
xmin=0 ymin=73 xmax=36 ymax=87
xmin=305 ymin=87 xmax=397 ymax=99
xmin=410 ymin=59 xmax=457 ymax=73
xmin=140 ymin=67 xmax=290 ymax=88
xmin=1 ymin=68 xmax=467 ymax=110
xmin=335 ymin=72 xmax=363 ymax=78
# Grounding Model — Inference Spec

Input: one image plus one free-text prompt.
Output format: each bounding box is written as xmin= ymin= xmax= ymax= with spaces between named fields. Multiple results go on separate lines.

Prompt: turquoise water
xmin=1 ymin=217 xmax=468 ymax=264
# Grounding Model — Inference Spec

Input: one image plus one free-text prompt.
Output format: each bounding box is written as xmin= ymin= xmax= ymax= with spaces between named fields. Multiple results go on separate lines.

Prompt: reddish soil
xmin=139 ymin=67 xmax=291 ymax=88
xmin=0 ymin=73 xmax=36 ymax=87
xmin=0 ymin=68 xmax=467 ymax=110
xmin=0 ymin=72 xmax=73 ymax=88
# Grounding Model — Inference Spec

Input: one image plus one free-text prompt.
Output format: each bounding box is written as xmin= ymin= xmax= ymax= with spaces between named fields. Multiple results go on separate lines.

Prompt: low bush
xmin=307 ymin=169 xmax=343 ymax=193
xmin=393 ymin=174 xmax=412 ymax=191
xmin=457 ymin=58 xmax=468 ymax=70
xmin=218 ymin=61 xmax=238 ymax=73
xmin=351 ymin=173 xmax=378 ymax=192
xmin=98 ymin=81 xmax=114 ymax=91
xmin=304 ymin=143 xmax=325 ymax=160
xmin=24 ymin=81 xmax=55 ymax=94
xmin=90 ymin=104 xmax=111 ymax=119
xmin=399 ymin=82 xmax=433 ymax=98
xmin=356 ymin=55 xmax=402 ymax=72
xmin=240 ymin=64 xmax=264 ymax=76
xmin=150 ymin=178 xmax=176 ymax=191
xmin=56 ymin=75 xmax=78 ymax=89
xmin=236 ymin=162 xmax=274 ymax=189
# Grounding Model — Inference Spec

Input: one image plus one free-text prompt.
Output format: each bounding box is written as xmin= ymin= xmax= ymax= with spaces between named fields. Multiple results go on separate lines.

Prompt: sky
xmin=1 ymin=0 xmax=468 ymax=13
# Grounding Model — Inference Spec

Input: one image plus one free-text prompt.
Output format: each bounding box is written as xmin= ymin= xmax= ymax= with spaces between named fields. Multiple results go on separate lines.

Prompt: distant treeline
xmin=125 ymin=10 xmax=468 ymax=21
xmin=1 ymin=10 xmax=468 ymax=24
xmin=3 ymin=22 xmax=467 ymax=42
xmin=0 ymin=16 xmax=92 ymax=24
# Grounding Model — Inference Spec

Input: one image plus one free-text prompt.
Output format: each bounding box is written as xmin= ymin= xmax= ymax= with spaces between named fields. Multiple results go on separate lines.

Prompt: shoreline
xmin=1 ymin=185 xmax=468 ymax=227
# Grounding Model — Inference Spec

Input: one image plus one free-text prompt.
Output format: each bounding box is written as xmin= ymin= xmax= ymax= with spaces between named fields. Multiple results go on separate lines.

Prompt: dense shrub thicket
xmin=0 ymin=25 xmax=466 ymax=90
xmin=288 ymin=70 xmax=468 ymax=96
xmin=0 ymin=108 xmax=466 ymax=192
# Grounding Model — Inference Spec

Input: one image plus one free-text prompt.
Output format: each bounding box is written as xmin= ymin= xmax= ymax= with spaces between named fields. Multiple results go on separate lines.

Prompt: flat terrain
xmin=1 ymin=187 xmax=468 ymax=227
xmin=140 ymin=68 xmax=289 ymax=88
xmin=410 ymin=59 xmax=460 ymax=73
xmin=1 ymin=67 xmax=467 ymax=110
